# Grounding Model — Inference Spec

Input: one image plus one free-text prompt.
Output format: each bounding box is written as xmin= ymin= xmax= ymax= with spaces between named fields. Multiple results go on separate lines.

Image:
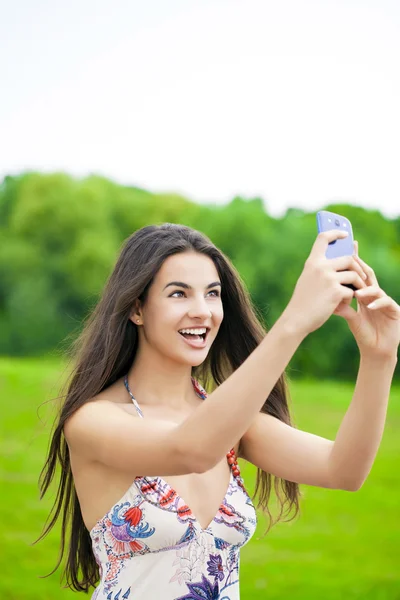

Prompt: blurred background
xmin=0 ymin=1 xmax=399 ymax=598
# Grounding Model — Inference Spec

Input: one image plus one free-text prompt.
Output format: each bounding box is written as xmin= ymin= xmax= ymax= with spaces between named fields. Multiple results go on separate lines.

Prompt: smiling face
xmin=131 ymin=251 xmax=224 ymax=366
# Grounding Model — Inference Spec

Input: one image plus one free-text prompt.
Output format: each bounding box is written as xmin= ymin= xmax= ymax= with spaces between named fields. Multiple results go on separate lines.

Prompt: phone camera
xmin=335 ymin=218 xmax=340 ymax=226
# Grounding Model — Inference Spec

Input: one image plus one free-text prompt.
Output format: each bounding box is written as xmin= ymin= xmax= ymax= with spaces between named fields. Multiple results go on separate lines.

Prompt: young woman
xmin=36 ymin=223 xmax=399 ymax=599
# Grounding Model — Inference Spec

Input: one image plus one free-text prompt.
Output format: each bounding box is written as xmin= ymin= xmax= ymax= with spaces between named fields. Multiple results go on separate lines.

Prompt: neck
xmin=126 ymin=349 xmax=201 ymax=411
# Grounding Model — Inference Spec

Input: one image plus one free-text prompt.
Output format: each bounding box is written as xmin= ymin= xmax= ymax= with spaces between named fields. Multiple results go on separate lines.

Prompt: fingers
xmin=336 ymin=270 xmax=367 ymax=290
xmin=355 ymin=284 xmax=400 ymax=320
xmin=353 ymin=253 xmax=378 ymax=287
xmin=310 ymin=229 xmax=349 ymax=259
xmin=330 ymin=255 xmax=367 ymax=283
xmin=355 ymin=285 xmax=385 ymax=301
xmin=362 ymin=294 xmax=400 ymax=318
xmin=338 ymin=284 xmax=355 ymax=304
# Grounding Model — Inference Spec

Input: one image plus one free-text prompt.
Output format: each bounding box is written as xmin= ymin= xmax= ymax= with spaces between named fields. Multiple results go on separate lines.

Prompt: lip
xmin=178 ymin=329 xmax=209 ymax=349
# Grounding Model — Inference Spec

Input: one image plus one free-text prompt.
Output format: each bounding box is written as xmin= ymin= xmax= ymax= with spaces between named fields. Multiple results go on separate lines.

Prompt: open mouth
xmin=178 ymin=328 xmax=210 ymax=341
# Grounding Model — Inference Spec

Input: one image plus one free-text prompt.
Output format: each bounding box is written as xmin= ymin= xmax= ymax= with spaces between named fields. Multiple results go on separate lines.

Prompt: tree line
xmin=1 ymin=171 xmax=399 ymax=380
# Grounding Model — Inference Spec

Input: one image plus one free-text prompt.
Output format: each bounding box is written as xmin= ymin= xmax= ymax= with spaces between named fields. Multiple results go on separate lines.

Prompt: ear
xmin=129 ymin=300 xmax=142 ymax=324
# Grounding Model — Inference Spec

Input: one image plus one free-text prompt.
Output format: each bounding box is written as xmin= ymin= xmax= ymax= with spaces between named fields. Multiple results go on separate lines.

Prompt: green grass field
xmin=1 ymin=357 xmax=399 ymax=599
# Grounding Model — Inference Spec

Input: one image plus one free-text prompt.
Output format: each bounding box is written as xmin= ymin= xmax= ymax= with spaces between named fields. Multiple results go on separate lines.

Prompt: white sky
xmin=1 ymin=0 xmax=399 ymax=218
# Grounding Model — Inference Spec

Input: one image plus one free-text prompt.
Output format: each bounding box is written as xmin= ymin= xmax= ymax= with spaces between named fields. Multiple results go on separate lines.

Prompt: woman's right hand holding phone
xmin=284 ymin=229 xmax=368 ymax=337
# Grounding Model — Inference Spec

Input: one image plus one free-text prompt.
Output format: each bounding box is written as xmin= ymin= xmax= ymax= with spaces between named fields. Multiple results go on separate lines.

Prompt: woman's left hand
xmin=333 ymin=241 xmax=400 ymax=359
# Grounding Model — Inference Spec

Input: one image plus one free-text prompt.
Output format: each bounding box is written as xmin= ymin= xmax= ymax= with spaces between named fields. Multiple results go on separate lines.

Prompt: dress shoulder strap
xmin=123 ymin=375 xmax=144 ymax=418
xmin=191 ymin=376 xmax=207 ymax=399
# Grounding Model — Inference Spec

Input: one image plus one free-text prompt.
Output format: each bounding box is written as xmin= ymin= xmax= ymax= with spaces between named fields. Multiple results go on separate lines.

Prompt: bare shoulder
xmin=64 ymin=378 xmax=136 ymax=436
xmin=81 ymin=377 xmax=132 ymax=408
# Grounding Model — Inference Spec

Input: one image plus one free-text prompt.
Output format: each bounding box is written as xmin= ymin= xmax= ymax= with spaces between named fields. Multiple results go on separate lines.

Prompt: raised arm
xmin=177 ymin=229 xmax=368 ymax=470
xmin=234 ymin=244 xmax=400 ymax=491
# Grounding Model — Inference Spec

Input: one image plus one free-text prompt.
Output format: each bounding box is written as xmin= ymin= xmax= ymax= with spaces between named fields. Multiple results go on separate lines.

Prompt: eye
xmin=169 ymin=290 xmax=221 ymax=298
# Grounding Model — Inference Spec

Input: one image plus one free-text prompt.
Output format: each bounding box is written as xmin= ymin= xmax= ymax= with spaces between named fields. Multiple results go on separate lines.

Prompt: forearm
xmin=329 ymin=352 xmax=398 ymax=490
xmin=178 ymin=310 xmax=305 ymax=470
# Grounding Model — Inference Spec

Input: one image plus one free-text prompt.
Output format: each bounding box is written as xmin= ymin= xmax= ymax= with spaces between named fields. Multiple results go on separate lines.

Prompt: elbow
xmin=329 ymin=464 xmax=365 ymax=492
xmin=330 ymin=472 xmax=365 ymax=492
xmin=342 ymin=480 xmax=365 ymax=492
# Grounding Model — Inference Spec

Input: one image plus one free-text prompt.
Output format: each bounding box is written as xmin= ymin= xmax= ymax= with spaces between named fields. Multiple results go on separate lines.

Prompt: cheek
xmin=211 ymin=311 xmax=224 ymax=335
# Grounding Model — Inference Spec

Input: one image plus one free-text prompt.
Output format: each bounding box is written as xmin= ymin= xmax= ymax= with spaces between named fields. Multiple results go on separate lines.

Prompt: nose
xmin=187 ymin=296 xmax=212 ymax=319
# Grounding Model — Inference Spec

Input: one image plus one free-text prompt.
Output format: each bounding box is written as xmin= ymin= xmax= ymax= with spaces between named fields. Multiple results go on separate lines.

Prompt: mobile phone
xmin=316 ymin=210 xmax=356 ymax=291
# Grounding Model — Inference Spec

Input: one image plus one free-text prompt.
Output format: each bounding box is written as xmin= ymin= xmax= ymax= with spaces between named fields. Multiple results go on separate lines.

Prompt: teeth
xmin=178 ymin=328 xmax=207 ymax=335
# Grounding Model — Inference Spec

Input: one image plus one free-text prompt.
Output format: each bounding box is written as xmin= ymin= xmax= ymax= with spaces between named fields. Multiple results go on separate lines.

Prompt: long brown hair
xmin=33 ymin=223 xmax=301 ymax=592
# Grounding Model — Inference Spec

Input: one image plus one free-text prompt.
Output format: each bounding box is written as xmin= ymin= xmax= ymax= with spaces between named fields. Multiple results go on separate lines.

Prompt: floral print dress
xmin=90 ymin=377 xmax=257 ymax=599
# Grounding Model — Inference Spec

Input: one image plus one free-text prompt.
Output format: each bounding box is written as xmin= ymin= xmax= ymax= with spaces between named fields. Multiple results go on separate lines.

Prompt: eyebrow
xmin=163 ymin=281 xmax=222 ymax=291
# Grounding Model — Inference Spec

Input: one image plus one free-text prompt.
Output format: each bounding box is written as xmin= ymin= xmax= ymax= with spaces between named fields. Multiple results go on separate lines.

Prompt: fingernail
xmin=367 ymin=301 xmax=376 ymax=309
xmin=362 ymin=272 xmax=367 ymax=279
